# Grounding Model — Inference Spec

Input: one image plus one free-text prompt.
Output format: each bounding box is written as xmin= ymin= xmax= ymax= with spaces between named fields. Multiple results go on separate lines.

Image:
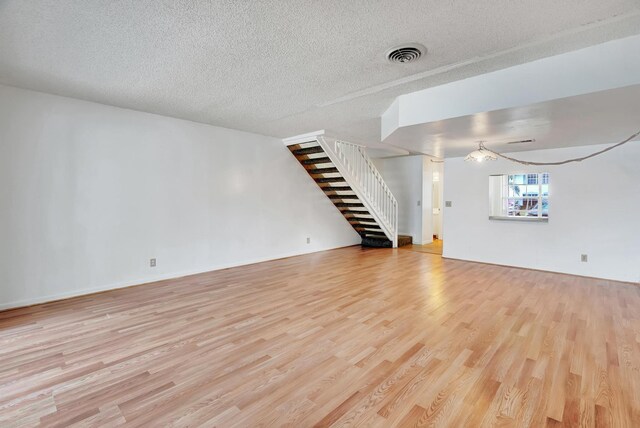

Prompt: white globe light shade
xmin=464 ymin=148 xmax=497 ymax=162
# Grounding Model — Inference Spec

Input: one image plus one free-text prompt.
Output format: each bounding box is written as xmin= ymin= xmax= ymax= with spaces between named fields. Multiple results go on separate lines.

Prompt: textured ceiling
xmin=1 ymin=1 xmax=640 ymax=143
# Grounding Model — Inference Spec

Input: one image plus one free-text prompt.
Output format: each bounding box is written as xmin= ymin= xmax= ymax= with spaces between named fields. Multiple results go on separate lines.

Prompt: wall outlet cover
xmin=445 ymin=201 xmax=452 ymax=207
xmin=150 ymin=258 xmax=156 ymax=267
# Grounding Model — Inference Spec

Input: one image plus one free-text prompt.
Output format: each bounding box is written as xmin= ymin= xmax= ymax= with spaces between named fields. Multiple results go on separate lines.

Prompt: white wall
xmin=443 ymin=143 xmax=640 ymax=283
xmin=0 ymin=85 xmax=360 ymax=309
xmin=373 ymin=155 xmax=433 ymax=244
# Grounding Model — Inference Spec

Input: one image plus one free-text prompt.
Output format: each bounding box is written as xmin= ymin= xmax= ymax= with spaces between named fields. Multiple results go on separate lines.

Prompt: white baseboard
xmin=0 ymin=243 xmax=358 ymax=311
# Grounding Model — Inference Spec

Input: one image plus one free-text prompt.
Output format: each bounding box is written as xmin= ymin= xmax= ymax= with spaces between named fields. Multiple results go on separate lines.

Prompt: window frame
xmin=489 ymin=173 xmax=549 ymax=222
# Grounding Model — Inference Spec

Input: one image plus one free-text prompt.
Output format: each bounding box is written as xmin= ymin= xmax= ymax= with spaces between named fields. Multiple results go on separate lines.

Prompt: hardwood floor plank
xmin=0 ymin=246 xmax=639 ymax=426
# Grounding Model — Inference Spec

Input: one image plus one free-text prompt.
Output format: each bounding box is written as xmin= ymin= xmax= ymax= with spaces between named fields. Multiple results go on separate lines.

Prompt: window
xmin=489 ymin=173 xmax=549 ymax=221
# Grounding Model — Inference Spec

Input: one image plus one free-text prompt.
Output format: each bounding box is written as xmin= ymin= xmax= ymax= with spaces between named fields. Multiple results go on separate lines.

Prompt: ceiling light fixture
xmin=465 ymin=129 xmax=640 ymax=166
xmin=464 ymin=142 xmax=497 ymax=162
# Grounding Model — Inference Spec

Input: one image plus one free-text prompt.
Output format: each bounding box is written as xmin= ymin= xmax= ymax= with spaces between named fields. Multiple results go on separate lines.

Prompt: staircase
xmin=285 ymin=132 xmax=412 ymax=248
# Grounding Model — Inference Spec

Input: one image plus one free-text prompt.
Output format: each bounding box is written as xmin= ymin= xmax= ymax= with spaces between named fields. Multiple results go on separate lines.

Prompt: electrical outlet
xmin=150 ymin=258 xmax=156 ymax=267
xmin=306 ymin=237 xmax=311 ymax=244
xmin=581 ymin=254 xmax=588 ymax=263
xmin=445 ymin=201 xmax=452 ymax=207
xmin=417 ymin=200 xmax=421 ymax=206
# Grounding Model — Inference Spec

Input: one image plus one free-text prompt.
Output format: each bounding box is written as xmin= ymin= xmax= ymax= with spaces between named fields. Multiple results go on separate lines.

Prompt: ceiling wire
xmin=479 ymin=129 xmax=640 ymax=166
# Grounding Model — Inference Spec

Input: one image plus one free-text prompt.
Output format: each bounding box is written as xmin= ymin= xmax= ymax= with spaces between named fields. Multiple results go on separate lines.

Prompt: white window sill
xmin=489 ymin=216 xmax=548 ymax=223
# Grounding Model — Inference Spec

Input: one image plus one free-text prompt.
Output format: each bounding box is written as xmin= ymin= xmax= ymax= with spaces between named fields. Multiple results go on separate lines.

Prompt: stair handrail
xmin=330 ymin=139 xmax=398 ymax=247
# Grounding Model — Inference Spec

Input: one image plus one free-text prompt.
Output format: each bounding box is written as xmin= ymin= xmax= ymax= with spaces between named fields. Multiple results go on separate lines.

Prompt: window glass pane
xmin=509 ymin=174 xmax=526 ymax=185
xmin=541 ymin=198 xmax=549 ymax=217
xmin=492 ymin=174 xmax=550 ymax=219
xmin=523 ymin=185 xmax=538 ymax=197
xmin=541 ymin=184 xmax=549 ymax=197
xmin=508 ymin=185 xmax=522 ymax=197
xmin=542 ymin=173 xmax=549 ymax=184
xmin=522 ymin=199 xmax=537 ymax=216
xmin=507 ymin=198 xmax=524 ymax=216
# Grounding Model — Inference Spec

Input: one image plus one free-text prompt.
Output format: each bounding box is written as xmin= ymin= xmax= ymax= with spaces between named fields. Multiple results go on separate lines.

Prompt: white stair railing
xmin=329 ymin=139 xmax=398 ymax=247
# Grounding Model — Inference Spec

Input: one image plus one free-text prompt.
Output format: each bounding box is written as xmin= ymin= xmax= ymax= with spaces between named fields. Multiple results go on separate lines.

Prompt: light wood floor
xmin=404 ymin=239 xmax=444 ymax=255
xmin=1 ymin=247 xmax=639 ymax=427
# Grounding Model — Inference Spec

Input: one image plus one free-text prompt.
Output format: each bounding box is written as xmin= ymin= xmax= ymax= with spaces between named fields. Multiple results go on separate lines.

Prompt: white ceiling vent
xmin=386 ymin=44 xmax=426 ymax=64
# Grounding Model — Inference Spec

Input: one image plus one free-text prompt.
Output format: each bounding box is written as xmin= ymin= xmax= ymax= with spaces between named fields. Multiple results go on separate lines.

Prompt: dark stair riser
xmin=361 ymin=234 xmax=413 ymax=248
xmin=334 ymin=202 xmax=364 ymax=208
xmin=340 ymin=210 xmax=371 ymax=216
xmin=292 ymin=146 xmax=324 ymax=156
xmin=308 ymin=167 xmax=339 ymax=174
xmin=345 ymin=216 xmax=374 ymax=221
xmin=289 ymin=145 xmax=405 ymax=249
xmin=349 ymin=221 xmax=379 ymax=227
xmin=359 ymin=230 xmax=386 ymax=236
xmin=322 ymin=186 xmax=353 ymax=192
xmin=301 ymin=157 xmax=331 ymax=165
xmin=328 ymin=194 xmax=359 ymax=200
xmin=361 ymin=236 xmax=393 ymax=248
xmin=315 ymin=177 xmax=346 ymax=183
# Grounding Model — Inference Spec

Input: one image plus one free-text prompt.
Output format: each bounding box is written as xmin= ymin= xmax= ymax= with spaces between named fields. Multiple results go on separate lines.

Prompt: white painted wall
xmin=373 ymin=155 xmax=433 ymax=245
xmin=0 ymin=85 xmax=360 ymax=309
xmin=442 ymin=143 xmax=640 ymax=283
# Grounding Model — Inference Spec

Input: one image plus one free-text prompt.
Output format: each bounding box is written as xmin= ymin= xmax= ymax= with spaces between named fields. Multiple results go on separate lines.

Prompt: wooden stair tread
xmin=288 ymin=144 xmax=404 ymax=249
xmin=348 ymin=220 xmax=377 ymax=225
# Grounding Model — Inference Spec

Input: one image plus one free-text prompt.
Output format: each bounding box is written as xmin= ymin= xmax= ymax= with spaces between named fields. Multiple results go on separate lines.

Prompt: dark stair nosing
xmin=292 ymin=146 xmax=324 ymax=155
xmin=341 ymin=210 xmax=372 ymax=215
xmin=322 ymin=186 xmax=353 ymax=192
xmin=353 ymin=223 xmax=382 ymax=229
xmin=344 ymin=215 xmax=374 ymax=221
xmin=301 ymin=157 xmax=332 ymax=165
xmin=334 ymin=202 xmax=364 ymax=208
xmin=309 ymin=167 xmax=339 ymax=174
xmin=351 ymin=223 xmax=380 ymax=228
xmin=315 ymin=177 xmax=347 ymax=183
xmin=328 ymin=194 xmax=359 ymax=200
